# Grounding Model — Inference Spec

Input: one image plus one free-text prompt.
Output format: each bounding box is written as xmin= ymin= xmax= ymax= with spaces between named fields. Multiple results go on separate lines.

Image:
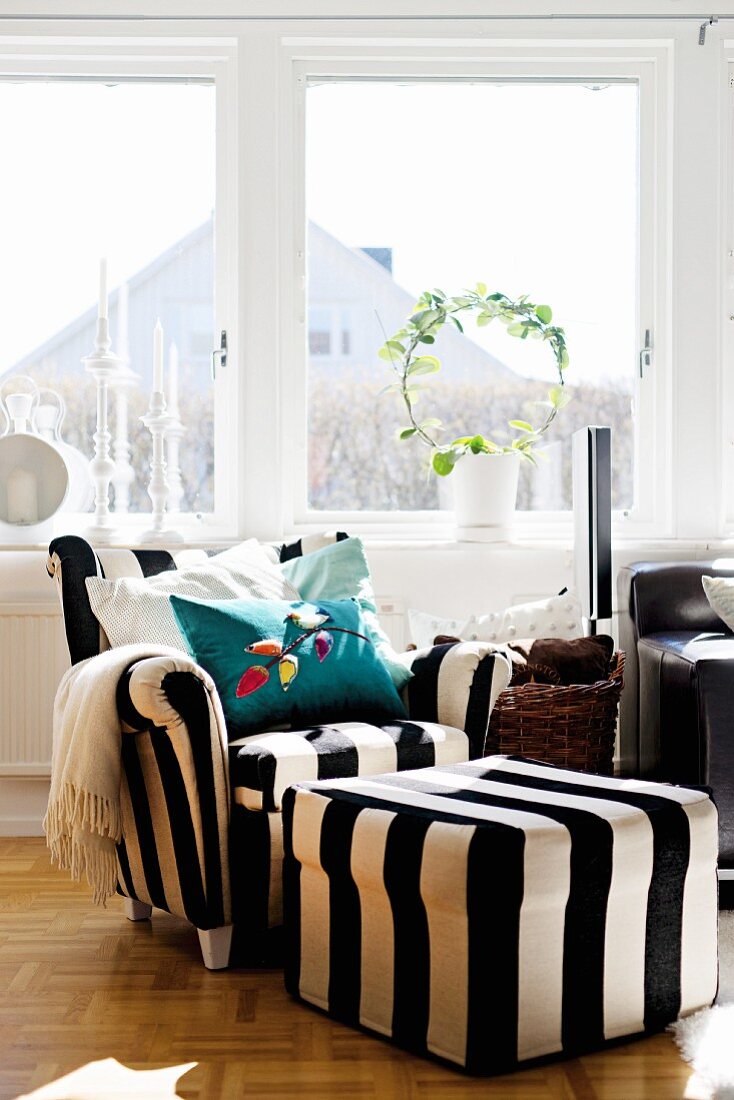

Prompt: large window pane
xmin=0 ymin=80 xmax=216 ymax=513
xmin=306 ymin=80 xmax=638 ymax=512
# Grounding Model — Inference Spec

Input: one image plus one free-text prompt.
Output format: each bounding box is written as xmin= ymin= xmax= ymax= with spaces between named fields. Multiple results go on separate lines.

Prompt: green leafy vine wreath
xmin=379 ymin=284 xmax=570 ymax=476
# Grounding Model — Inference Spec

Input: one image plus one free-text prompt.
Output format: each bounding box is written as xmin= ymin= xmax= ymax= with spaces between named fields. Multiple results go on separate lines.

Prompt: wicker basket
xmin=486 ymin=652 xmax=625 ymax=775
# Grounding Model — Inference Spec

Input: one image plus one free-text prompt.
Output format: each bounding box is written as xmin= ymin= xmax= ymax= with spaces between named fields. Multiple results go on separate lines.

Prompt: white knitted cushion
xmin=86 ymin=555 xmax=300 ymax=651
xmin=702 ymin=575 xmax=734 ymax=632
xmin=408 ymin=592 xmax=583 ymax=650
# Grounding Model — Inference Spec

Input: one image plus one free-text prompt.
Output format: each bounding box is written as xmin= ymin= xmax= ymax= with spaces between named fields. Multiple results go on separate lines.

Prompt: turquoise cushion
xmin=281 ymin=536 xmax=412 ymax=690
xmin=170 ymin=595 xmax=407 ymax=738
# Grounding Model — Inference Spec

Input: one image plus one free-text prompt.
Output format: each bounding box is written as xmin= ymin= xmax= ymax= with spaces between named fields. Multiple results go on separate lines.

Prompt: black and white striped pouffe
xmin=282 ymin=755 xmax=719 ymax=1075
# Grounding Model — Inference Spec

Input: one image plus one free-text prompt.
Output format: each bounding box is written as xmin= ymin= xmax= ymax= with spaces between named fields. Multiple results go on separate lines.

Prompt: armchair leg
xmin=124 ymin=897 xmax=153 ymax=921
xmin=197 ymin=925 xmax=233 ymax=970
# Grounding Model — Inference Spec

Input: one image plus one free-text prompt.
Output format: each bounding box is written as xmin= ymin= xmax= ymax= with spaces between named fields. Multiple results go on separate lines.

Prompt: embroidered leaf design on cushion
xmin=236 ymin=664 xmax=269 ymax=698
xmin=245 ymin=638 xmax=283 ymax=656
xmin=315 ymin=630 xmax=334 ymax=663
xmin=233 ymin=604 xmax=373 ymax=704
xmin=278 ymin=654 xmax=299 ymax=692
xmin=287 ymin=607 xmax=330 ymax=630
xmin=168 ymin=594 xmax=409 ymax=737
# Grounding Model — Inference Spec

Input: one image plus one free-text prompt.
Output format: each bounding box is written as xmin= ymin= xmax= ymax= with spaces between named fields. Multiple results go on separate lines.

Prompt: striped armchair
xmin=47 ymin=533 xmax=511 ymax=969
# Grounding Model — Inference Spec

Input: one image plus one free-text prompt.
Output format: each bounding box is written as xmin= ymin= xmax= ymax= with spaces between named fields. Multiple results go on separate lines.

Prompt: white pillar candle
xmin=7 ymin=466 xmax=39 ymax=525
xmin=99 ymin=258 xmax=108 ymax=321
xmin=168 ymin=341 xmax=179 ymax=416
xmin=153 ymin=319 xmax=164 ymax=394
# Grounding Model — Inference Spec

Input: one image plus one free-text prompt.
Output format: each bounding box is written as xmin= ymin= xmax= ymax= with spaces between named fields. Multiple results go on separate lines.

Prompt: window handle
xmin=211 ymin=329 xmax=227 ymax=380
xmin=639 ymin=329 xmax=652 ymax=378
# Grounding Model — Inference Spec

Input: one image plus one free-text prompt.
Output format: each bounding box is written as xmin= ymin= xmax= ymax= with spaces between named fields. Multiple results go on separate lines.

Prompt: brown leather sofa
xmin=618 ymin=560 xmax=734 ymax=873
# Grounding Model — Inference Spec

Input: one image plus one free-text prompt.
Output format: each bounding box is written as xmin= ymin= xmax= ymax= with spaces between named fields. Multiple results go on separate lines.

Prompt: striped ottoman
xmin=282 ymin=756 xmax=719 ymax=1074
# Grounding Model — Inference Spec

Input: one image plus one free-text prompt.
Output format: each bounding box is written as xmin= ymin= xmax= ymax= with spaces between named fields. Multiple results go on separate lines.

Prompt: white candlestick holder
xmin=140 ymin=391 xmax=183 ymax=544
xmin=111 ymin=364 xmax=138 ymax=515
xmin=165 ymin=411 xmax=185 ymax=516
xmin=83 ymin=315 xmax=119 ymax=543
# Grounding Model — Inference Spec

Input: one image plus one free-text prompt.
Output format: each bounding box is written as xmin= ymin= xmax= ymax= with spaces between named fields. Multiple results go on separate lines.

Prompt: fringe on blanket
xmin=43 ymin=781 xmax=122 ymax=906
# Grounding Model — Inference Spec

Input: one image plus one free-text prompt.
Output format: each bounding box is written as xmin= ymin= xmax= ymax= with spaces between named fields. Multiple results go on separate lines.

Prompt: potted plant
xmin=379 ymin=285 xmax=570 ymax=539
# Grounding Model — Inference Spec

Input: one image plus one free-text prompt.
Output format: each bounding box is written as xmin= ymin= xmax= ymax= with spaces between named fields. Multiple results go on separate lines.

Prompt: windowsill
xmin=6 ymin=504 xmax=734 ymax=554
xmin=358 ymin=535 xmax=734 ymax=554
xmin=8 ymin=512 xmax=239 ymax=554
xmin=5 ymin=529 xmax=734 ymax=556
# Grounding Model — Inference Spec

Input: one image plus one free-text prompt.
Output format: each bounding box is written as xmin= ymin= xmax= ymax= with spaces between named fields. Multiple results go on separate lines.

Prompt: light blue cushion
xmin=170 ymin=594 xmax=407 ymax=738
xmin=281 ymin=536 xmax=412 ymax=690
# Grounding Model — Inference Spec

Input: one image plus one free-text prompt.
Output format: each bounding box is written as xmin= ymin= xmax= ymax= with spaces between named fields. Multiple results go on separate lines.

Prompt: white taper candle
xmin=153 ymin=319 xmax=164 ymax=394
xmin=99 ymin=257 xmax=108 ymax=320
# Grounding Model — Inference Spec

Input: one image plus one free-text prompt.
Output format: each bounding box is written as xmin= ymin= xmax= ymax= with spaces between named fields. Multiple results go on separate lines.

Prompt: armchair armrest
xmin=119 ymin=652 xmax=226 ymax=737
xmin=401 ymin=642 xmax=512 ymax=758
xmin=115 ymin=654 xmax=231 ymax=930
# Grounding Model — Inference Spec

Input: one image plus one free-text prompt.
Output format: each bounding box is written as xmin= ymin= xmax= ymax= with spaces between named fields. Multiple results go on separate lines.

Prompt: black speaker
xmin=572 ymin=426 xmax=612 ymax=626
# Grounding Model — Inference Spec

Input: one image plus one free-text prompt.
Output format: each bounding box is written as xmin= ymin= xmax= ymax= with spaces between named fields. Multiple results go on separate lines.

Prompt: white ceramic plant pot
xmin=452 ymin=450 xmax=521 ymax=542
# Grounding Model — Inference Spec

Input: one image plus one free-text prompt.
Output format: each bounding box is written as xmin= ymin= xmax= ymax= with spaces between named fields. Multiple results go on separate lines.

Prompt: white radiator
xmin=0 ymin=603 xmax=68 ymax=776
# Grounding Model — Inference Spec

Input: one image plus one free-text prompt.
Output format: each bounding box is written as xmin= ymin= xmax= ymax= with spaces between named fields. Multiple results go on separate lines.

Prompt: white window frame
xmin=0 ymin=38 xmax=239 ymax=540
xmin=278 ymin=39 xmax=672 ymax=539
xmin=722 ymin=54 xmax=734 ymax=534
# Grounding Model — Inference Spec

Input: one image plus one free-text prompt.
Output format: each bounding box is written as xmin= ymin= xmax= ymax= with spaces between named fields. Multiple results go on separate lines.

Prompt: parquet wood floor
xmin=0 ymin=838 xmax=702 ymax=1100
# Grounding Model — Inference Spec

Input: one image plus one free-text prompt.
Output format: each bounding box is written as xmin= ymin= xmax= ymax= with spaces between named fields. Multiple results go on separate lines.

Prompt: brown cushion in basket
xmin=509 ymin=635 xmax=615 ymax=685
xmin=509 ymin=662 xmax=561 ymax=686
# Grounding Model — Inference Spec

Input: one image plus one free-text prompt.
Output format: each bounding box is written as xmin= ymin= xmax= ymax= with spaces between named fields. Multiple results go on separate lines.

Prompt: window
xmin=0 ymin=52 xmax=234 ymax=525
xmin=0 ymin=37 xmax=669 ymax=541
xmin=303 ymin=77 xmax=645 ymax=518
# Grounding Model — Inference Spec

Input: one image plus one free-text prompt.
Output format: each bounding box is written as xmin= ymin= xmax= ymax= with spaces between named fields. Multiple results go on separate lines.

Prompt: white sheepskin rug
xmin=670 ymin=911 xmax=734 ymax=1099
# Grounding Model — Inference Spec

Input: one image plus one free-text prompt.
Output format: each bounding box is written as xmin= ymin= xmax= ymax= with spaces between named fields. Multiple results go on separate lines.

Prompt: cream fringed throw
xmin=44 ymin=644 xmax=184 ymax=905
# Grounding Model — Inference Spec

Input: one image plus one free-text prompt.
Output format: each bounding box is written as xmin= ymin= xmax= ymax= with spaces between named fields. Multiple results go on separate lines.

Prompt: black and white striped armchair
xmin=47 ymin=533 xmax=511 ymax=970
